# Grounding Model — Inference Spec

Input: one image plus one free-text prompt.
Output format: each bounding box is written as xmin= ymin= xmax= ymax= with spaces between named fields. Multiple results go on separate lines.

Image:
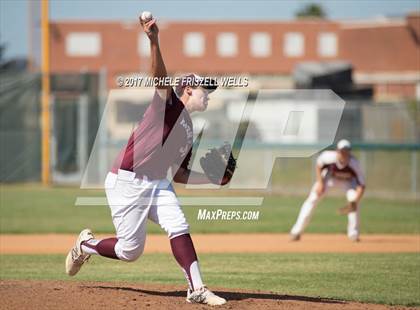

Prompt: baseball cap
xmin=337 ymin=139 xmax=352 ymax=150
xmin=175 ymin=73 xmax=218 ymax=94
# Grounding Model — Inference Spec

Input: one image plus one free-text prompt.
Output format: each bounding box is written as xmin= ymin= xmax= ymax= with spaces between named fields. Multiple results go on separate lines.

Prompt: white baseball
xmin=141 ymin=11 xmax=153 ymax=22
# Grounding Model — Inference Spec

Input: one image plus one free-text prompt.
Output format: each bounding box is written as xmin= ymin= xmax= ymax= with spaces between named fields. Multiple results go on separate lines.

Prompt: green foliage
xmin=296 ymin=3 xmax=326 ymax=19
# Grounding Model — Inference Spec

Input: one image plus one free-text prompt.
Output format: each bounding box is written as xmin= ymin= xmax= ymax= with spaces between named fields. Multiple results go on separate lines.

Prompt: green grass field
xmin=0 ymin=185 xmax=418 ymax=234
xmin=0 ymin=253 xmax=419 ymax=307
xmin=1 ymin=185 xmax=419 ymax=307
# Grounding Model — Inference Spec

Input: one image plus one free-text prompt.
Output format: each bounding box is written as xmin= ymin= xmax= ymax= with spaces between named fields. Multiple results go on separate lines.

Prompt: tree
xmin=296 ymin=3 xmax=327 ymax=19
xmin=0 ymin=44 xmax=5 ymax=63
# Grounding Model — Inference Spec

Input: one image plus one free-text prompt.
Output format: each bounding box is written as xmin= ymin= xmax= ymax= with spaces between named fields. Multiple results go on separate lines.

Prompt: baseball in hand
xmin=140 ymin=11 xmax=153 ymax=22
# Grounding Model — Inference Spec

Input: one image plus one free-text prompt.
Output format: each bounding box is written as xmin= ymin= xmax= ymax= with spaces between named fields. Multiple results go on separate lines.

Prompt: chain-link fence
xmin=1 ymin=71 xmax=418 ymax=200
xmin=0 ymin=72 xmax=41 ymax=181
xmin=270 ymin=147 xmax=419 ymax=200
xmin=0 ymin=71 xmax=100 ymax=183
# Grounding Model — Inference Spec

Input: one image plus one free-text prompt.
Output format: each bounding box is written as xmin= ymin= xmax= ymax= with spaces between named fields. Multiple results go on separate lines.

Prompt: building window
xmin=284 ymin=32 xmax=304 ymax=57
xmin=318 ymin=32 xmax=337 ymax=57
xmin=183 ymin=32 xmax=205 ymax=57
xmin=250 ymin=32 xmax=271 ymax=57
xmin=66 ymin=32 xmax=101 ymax=57
xmin=138 ymin=33 xmax=150 ymax=57
xmin=217 ymin=32 xmax=238 ymax=57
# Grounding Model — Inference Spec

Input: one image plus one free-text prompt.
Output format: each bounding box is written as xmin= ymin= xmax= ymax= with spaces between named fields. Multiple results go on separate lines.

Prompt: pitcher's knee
xmin=167 ymin=224 xmax=190 ymax=239
xmin=119 ymin=247 xmax=143 ymax=262
xmin=115 ymin=241 xmax=144 ymax=262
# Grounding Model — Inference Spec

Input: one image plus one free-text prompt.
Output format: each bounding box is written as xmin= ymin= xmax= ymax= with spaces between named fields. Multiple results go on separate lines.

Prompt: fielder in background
xmin=290 ymin=139 xmax=366 ymax=242
xmin=65 ymin=13 xmax=229 ymax=306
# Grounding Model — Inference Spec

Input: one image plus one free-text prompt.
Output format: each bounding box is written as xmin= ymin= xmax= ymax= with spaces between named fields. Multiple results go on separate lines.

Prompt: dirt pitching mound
xmin=0 ymin=280 xmax=411 ymax=310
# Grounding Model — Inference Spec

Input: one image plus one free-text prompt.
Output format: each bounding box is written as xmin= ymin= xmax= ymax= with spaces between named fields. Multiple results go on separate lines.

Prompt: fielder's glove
xmin=200 ymin=143 xmax=237 ymax=185
xmin=338 ymin=202 xmax=358 ymax=215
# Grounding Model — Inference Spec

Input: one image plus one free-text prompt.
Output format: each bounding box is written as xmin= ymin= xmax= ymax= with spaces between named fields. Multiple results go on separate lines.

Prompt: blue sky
xmin=1 ymin=0 xmax=419 ymax=60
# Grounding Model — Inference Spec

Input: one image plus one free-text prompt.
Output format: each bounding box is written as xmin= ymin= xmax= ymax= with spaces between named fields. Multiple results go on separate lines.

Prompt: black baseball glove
xmin=200 ymin=143 xmax=237 ymax=185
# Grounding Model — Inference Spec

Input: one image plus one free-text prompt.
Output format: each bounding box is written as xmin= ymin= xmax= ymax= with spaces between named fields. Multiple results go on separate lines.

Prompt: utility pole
xmin=41 ymin=0 xmax=50 ymax=185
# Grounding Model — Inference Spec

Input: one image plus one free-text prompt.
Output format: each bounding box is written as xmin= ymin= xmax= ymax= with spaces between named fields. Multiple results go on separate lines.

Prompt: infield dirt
xmin=1 ymin=233 xmax=419 ymax=254
xmin=0 ymin=280 xmax=414 ymax=310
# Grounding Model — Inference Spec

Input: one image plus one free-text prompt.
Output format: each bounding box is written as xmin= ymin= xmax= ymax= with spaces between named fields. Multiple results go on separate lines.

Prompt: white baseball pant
xmin=290 ymin=177 xmax=360 ymax=240
xmin=104 ymin=169 xmax=189 ymax=261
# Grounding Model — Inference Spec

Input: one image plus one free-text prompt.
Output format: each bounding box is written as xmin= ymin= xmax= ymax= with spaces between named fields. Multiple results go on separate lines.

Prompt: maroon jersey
xmin=111 ymin=88 xmax=193 ymax=180
xmin=317 ymin=150 xmax=365 ymax=186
